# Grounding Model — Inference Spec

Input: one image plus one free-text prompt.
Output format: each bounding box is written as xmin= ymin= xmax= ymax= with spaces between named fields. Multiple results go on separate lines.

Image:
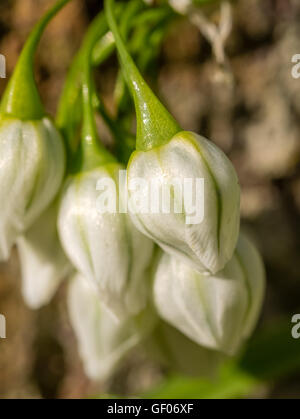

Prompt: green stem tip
xmin=105 ymin=0 xmax=181 ymax=152
xmin=0 ymin=0 xmax=72 ymax=120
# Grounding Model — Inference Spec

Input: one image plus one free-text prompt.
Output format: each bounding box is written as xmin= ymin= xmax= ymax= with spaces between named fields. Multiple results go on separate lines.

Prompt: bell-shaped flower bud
xmin=153 ymin=234 xmax=265 ymax=355
xmin=0 ymin=117 xmax=65 ymax=261
xmin=128 ymin=131 xmax=240 ymax=274
xmin=68 ymin=273 xmax=156 ymax=381
xmin=0 ymin=0 xmax=70 ymax=261
xmin=58 ymin=18 xmax=154 ymax=319
xmin=105 ymin=0 xmax=240 ymax=274
xmin=147 ymin=321 xmax=224 ymax=378
xmin=17 ymin=201 xmax=72 ymax=309
xmin=58 ymin=164 xmax=154 ymax=318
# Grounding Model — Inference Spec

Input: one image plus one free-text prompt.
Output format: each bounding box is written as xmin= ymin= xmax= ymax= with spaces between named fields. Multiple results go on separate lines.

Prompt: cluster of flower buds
xmin=17 ymin=201 xmax=72 ymax=309
xmin=0 ymin=0 xmax=266 ymax=381
xmin=103 ymin=0 xmax=265 ymax=363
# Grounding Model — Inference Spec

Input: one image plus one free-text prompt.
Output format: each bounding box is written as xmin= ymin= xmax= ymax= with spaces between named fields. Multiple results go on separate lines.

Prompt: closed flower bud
xmin=106 ymin=0 xmax=240 ymax=274
xmin=153 ymin=233 xmax=265 ymax=355
xmin=0 ymin=117 xmax=65 ymax=261
xmin=0 ymin=1 xmax=69 ymax=260
xmin=58 ymin=163 xmax=154 ymax=318
xmin=68 ymin=273 xmax=156 ymax=381
xmin=128 ymin=131 xmax=240 ymax=274
xmin=17 ymin=201 xmax=72 ymax=309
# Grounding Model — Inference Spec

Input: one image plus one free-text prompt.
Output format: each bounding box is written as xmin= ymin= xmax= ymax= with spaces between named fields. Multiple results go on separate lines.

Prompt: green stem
xmin=113 ymin=7 xmax=173 ymax=118
xmin=92 ymin=0 xmax=136 ymax=66
xmin=92 ymin=31 xmax=115 ymax=67
xmin=105 ymin=0 xmax=181 ymax=151
xmin=0 ymin=0 xmax=72 ymax=120
xmin=120 ymin=0 xmax=145 ymax=37
xmin=56 ymin=51 xmax=82 ymax=148
xmin=80 ymin=13 xmax=116 ymax=171
xmin=56 ymin=12 xmax=109 ymax=157
xmin=133 ymin=7 xmax=172 ymax=27
xmin=57 ymin=1 xmax=171 ymax=154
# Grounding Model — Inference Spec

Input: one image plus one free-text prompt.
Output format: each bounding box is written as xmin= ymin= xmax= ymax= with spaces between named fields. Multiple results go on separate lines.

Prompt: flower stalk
xmin=105 ymin=0 xmax=181 ymax=151
xmin=78 ymin=13 xmax=116 ymax=171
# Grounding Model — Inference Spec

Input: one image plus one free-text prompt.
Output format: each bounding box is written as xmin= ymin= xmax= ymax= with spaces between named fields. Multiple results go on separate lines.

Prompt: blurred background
xmin=0 ymin=0 xmax=300 ymax=399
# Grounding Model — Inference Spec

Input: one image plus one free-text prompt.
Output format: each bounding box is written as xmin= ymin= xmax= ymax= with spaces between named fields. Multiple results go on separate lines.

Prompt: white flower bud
xmin=153 ymin=233 xmax=265 ymax=355
xmin=68 ymin=273 xmax=155 ymax=381
xmin=58 ymin=163 xmax=154 ymax=318
xmin=0 ymin=117 xmax=65 ymax=261
xmin=17 ymin=201 xmax=72 ymax=309
xmin=128 ymin=131 xmax=240 ymax=274
xmin=169 ymin=0 xmax=192 ymax=14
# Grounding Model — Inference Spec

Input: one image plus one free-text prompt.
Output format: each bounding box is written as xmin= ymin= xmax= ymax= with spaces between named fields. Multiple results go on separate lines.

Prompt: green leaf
xmin=144 ymin=365 xmax=260 ymax=399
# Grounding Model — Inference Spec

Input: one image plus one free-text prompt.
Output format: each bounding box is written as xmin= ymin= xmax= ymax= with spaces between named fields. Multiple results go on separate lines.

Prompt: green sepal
xmin=0 ymin=0 xmax=72 ymax=120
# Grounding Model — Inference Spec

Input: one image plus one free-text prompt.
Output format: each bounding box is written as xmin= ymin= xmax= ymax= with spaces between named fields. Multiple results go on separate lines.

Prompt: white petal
xmin=68 ymin=273 xmax=152 ymax=381
xmin=17 ymin=201 xmax=72 ymax=309
xmin=235 ymin=233 xmax=266 ymax=339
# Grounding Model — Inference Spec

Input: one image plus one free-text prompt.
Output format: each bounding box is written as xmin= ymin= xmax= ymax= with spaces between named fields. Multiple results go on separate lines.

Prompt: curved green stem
xmin=0 ymin=0 xmax=72 ymax=120
xmin=133 ymin=7 xmax=172 ymax=27
xmin=57 ymin=1 xmax=171 ymax=155
xmin=56 ymin=12 xmax=109 ymax=156
xmin=80 ymin=13 xmax=116 ymax=171
xmin=56 ymin=52 xmax=82 ymax=147
xmin=105 ymin=0 xmax=181 ymax=151
xmin=92 ymin=0 xmax=138 ymax=66
xmin=92 ymin=31 xmax=115 ymax=67
xmin=114 ymin=7 xmax=173 ymax=118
